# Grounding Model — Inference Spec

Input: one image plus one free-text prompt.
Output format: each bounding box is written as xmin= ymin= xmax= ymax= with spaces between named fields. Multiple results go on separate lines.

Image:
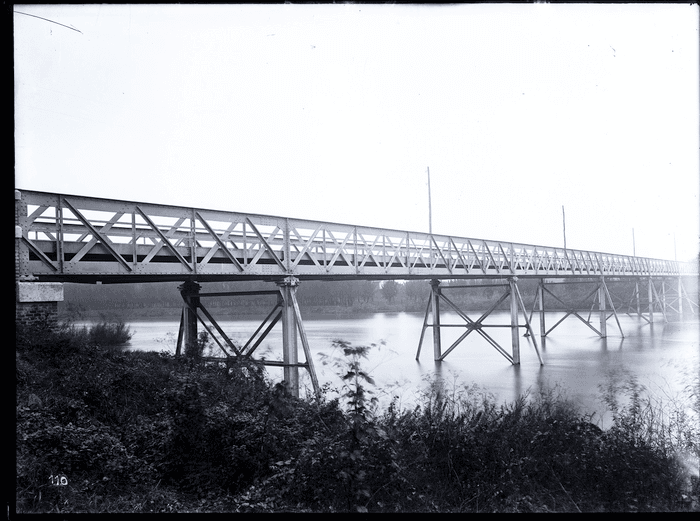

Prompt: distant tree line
xmin=59 ymin=277 xmax=645 ymax=318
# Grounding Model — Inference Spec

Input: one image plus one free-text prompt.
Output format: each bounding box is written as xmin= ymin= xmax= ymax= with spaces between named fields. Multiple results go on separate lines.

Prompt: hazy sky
xmin=14 ymin=4 xmax=699 ymax=262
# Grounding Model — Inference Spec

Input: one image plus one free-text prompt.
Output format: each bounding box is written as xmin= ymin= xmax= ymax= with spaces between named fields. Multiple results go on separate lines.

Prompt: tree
xmin=380 ymin=280 xmax=399 ymax=303
xmin=357 ymin=280 xmax=377 ymax=303
xmin=404 ymin=280 xmax=428 ymax=303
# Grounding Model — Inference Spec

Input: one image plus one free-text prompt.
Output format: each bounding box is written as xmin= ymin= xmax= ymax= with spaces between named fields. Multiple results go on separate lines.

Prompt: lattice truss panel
xmin=16 ymin=190 xmax=696 ymax=280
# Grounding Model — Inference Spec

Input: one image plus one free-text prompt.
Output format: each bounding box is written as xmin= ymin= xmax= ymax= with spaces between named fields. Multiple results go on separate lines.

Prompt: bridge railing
xmin=15 ymin=189 xmax=697 ymax=281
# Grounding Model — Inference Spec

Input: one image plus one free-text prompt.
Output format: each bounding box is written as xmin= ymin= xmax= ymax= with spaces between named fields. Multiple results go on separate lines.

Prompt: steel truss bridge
xmin=15 ymin=189 xmax=699 ymax=396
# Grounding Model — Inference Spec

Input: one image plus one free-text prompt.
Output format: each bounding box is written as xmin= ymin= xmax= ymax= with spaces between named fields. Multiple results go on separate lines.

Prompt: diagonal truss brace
xmin=62 ymin=198 xmax=132 ymax=272
xmin=195 ymin=212 xmax=245 ymax=272
xmin=20 ymin=236 xmax=58 ymax=271
xmin=135 ymin=206 xmax=192 ymax=272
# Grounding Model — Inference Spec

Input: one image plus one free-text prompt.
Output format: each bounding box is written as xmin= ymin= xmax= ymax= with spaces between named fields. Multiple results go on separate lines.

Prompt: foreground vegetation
xmin=16 ymin=319 xmax=699 ymax=512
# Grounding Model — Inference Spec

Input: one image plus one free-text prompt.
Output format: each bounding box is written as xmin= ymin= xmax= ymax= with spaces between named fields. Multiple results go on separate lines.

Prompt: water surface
xmin=104 ymin=311 xmax=699 ymax=426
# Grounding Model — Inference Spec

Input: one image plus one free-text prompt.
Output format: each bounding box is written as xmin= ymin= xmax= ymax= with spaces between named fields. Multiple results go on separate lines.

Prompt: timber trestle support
xmin=634 ymin=276 xmax=698 ymax=322
xmin=175 ymin=277 xmax=319 ymax=398
xmin=527 ymin=277 xmax=625 ymax=339
xmin=416 ymin=278 xmax=543 ymax=366
xmin=528 ymin=276 xmax=698 ymax=335
xmin=416 ymin=274 xmax=697 ymax=366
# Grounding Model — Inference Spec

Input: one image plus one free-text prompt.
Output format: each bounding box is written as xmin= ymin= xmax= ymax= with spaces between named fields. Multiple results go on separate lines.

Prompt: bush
xmin=88 ymin=321 xmax=132 ymax=346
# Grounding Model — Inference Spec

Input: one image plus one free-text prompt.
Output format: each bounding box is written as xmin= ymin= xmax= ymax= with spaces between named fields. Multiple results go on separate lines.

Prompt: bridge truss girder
xmin=16 ymin=189 xmax=696 ymax=282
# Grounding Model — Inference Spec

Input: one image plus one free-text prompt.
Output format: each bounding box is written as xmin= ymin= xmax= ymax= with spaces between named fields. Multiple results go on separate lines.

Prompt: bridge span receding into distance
xmin=15 ymin=189 xmax=699 ymax=396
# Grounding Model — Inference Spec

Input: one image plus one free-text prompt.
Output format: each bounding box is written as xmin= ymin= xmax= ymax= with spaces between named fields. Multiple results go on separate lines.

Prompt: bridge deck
xmin=15 ymin=189 xmax=697 ymax=283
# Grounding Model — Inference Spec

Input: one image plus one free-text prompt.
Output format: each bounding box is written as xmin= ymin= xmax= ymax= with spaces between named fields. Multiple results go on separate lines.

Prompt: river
xmin=93 ymin=310 xmax=699 ymax=428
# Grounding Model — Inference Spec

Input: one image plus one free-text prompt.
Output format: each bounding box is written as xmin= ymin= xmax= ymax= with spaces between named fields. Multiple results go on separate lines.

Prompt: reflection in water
xmin=113 ymin=311 xmax=698 ymax=423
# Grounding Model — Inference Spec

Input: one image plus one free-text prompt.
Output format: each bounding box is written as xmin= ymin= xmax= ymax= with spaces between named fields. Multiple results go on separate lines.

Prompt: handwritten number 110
xmin=50 ymin=475 xmax=68 ymax=486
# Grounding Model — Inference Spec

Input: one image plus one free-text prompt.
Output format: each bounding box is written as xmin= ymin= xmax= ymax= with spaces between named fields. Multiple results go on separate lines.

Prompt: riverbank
xmin=16 ymin=319 xmax=700 ymax=513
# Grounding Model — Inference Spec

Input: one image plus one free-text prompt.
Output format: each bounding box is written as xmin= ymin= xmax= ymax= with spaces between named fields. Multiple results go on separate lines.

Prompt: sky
xmin=14 ymin=3 xmax=700 ymax=262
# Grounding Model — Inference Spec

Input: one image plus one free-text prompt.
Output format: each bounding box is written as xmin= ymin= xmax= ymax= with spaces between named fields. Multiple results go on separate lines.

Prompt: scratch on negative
xmin=14 ymin=10 xmax=83 ymax=34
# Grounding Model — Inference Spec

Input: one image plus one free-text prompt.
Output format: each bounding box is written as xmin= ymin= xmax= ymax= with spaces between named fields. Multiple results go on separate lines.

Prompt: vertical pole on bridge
xmin=509 ymin=277 xmax=520 ymax=364
xmin=178 ymin=281 xmax=201 ymax=356
xmin=277 ymin=277 xmax=300 ymax=398
xmin=648 ymin=278 xmax=654 ymax=324
xmin=677 ymin=276 xmax=684 ymax=316
xmin=430 ymin=279 xmax=442 ymax=361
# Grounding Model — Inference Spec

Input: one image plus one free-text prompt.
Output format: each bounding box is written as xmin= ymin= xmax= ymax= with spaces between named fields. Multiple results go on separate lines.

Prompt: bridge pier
xmin=662 ymin=279 xmax=667 ymax=316
xmin=646 ymin=277 xmax=670 ymax=323
xmin=15 ymin=281 xmax=64 ymax=331
xmin=174 ymin=278 xmax=319 ymax=397
xmin=598 ymin=280 xmax=607 ymax=338
xmin=430 ymin=279 xmax=442 ymax=361
xmin=635 ymin=279 xmax=642 ymax=317
xmin=662 ymin=275 xmax=696 ymax=317
xmin=277 ymin=278 xmax=300 ymax=396
xmin=416 ymin=277 xmax=541 ymax=366
xmin=537 ymin=281 xmax=546 ymax=339
xmin=531 ymin=277 xmax=624 ymax=339
xmin=509 ymin=277 xmax=521 ymax=364
xmin=177 ymin=281 xmax=201 ymax=356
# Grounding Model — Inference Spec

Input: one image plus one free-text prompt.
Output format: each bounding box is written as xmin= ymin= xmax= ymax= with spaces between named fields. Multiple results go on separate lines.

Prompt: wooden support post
xmin=598 ymin=278 xmax=607 ymax=338
xmin=661 ymin=279 xmax=667 ymax=315
xmin=509 ymin=277 xmax=520 ymax=364
xmin=431 ymin=279 xmax=442 ymax=361
xmin=175 ymin=308 xmax=185 ymax=356
xmin=648 ymin=278 xmax=654 ymax=323
xmin=178 ymin=281 xmax=201 ymax=356
xmin=538 ymin=280 xmax=546 ymax=338
xmin=635 ymin=279 xmax=641 ymax=317
xmin=277 ymin=277 xmax=300 ymax=397
xmin=416 ymin=294 xmax=432 ymax=360
xmin=678 ymin=276 xmax=684 ymax=316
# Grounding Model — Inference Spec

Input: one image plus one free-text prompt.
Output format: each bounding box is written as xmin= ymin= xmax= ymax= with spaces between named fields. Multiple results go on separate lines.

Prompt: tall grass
xmin=600 ymin=369 xmax=700 ymax=507
xmin=57 ymin=320 xmax=132 ymax=347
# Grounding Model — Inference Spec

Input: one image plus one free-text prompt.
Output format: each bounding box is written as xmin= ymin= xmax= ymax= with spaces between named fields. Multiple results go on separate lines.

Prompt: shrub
xmin=16 ymin=404 xmax=157 ymax=513
xmin=88 ymin=321 xmax=132 ymax=346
